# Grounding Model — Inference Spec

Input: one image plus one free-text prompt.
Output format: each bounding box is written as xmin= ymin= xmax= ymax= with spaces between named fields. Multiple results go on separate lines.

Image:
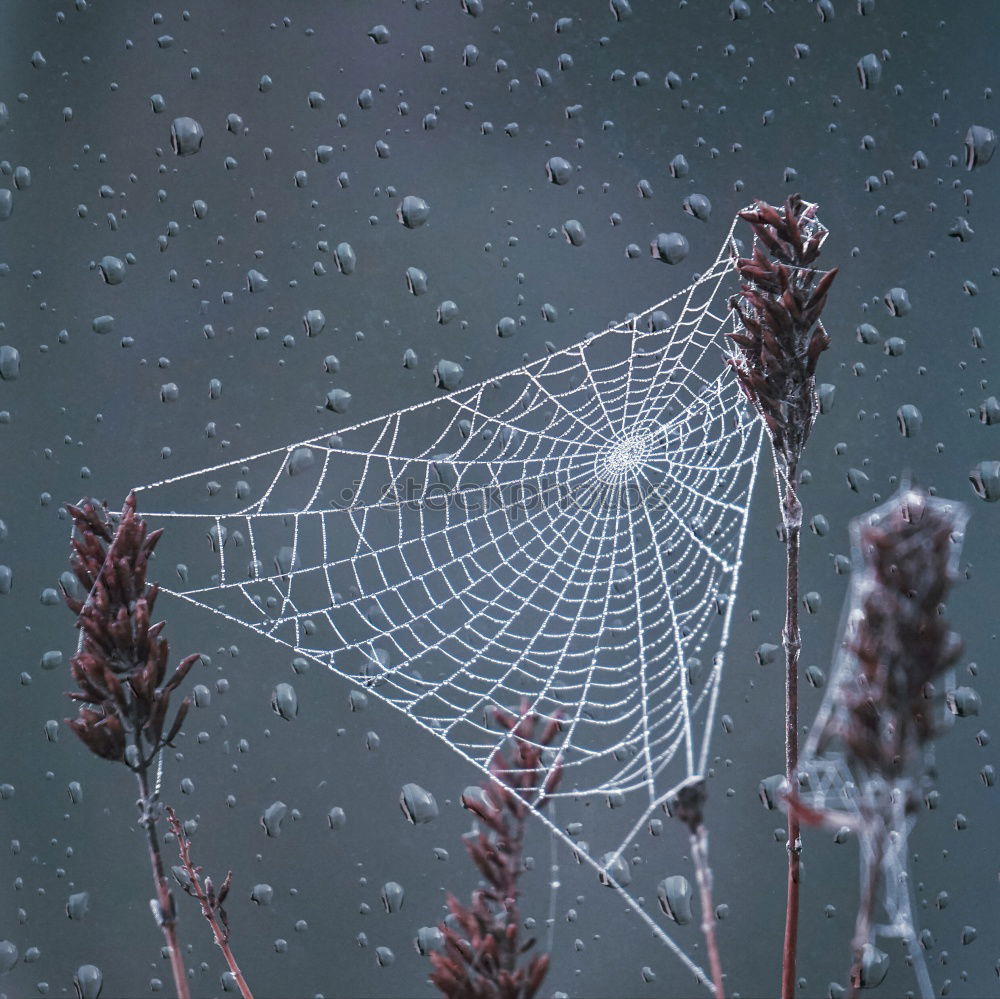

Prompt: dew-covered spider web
xmin=134 ymin=213 xmax=763 ymax=986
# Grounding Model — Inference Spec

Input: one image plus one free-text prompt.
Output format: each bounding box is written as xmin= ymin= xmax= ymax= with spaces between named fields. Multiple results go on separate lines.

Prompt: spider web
xmin=133 ymin=213 xmax=763 ymax=986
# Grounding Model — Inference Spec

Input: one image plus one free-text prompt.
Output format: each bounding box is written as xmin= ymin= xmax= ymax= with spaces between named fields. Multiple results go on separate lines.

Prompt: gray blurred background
xmin=1 ymin=2 xmax=998 ymax=997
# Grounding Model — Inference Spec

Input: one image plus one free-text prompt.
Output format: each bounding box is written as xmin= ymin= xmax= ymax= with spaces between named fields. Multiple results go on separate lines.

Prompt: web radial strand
xmin=133 ymin=213 xmax=762 ymax=986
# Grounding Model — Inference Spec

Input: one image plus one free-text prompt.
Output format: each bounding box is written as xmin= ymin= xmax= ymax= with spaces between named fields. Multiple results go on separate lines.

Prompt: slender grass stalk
xmin=727 ymin=195 xmax=838 ymax=999
xmin=138 ymin=771 xmax=190 ymax=999
xmin=166 ymin=807 xmax=254 ymax=999
xmin=62 ymin=495 xmax=199 ymax=999
xmin=669 ymin=777 xmax=725 ymax=999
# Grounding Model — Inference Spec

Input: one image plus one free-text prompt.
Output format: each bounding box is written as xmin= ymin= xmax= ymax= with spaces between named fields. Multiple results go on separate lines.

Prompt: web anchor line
xmin=133 ymin=213 xmax=763 ymax=988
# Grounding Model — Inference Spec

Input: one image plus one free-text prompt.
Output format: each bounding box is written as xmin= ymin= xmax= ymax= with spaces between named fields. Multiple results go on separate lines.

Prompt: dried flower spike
xmin=61 ymin=493 xmax=202 ymax=999
xmin=429 ymin=700 xmax=562 ymax=999
xmin=728 ymin=194 xmax=838 ymax=466
xmin=728 ymin=194 xmax=838 ymax=999
xmin=63 ymin=493 xmax=198 ymax=768
xmin=839 ymin=487 xmax=966 ymax=780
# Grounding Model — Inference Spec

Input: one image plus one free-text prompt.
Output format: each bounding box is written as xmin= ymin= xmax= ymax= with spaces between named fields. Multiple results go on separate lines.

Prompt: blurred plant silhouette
xmin=728 ymin=194 xmax=838 ymax=999
xmin=428 ymin=701 xmax=563 ymax=999
xmin=790 ymin=485 xmax=967 ymax=998
xmin=62 ymin=494 xmax=199 ymax=999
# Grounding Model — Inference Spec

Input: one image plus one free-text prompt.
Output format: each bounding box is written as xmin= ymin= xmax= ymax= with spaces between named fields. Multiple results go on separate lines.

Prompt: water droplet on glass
xmin=857 ymin=53 xmax=882 ymax=90
xmin=969 ymin=461 xmax=1000 ymax=502
xmin=170 ymin=117 xmax=204 ymax=156
xmin=0 ymin=346 xmax=20 ymax=381
xmin=250 ymin=883 xmax=274 ymax=906
xmin=946 ymin=686 xmax=981 ymax=717
xmin=965 ymin=125 xmax=996 ymax=171
xmin=325 ymin=388 xmax=352 ymax=414
xmin=288 ymin=447 xmax=315 ymax=475
xmin=399 ymin=782 xmax=438 ymax=824
xmin=397 ymin=196 xmax=430 ymax=229
xmin=437 ymin=300 xmax=459 ymax=324
xmin=405 ymin=266 xmax=429 ymax=295
xmin=66 ymin=892 xmax=90 ymax=920
xmin=415 ymin=926 xmax=444 ymax=956
xmin=261 ymin=801 xmax=287 ymax=837
xmin=375 ymin=946 xmax=394 ymax=967
xmin=857 ymin=943 xmax=889 ymax=988
xmin=546 ymin=156 xmax=573 ymax=185
xmin=896 ymin=404 xmax=921 ymax=437
xmin=334 ymin=242 xmax=356 ymax=275
xmin=758 ymin=774 xmax=784 ymax=810
xmin=562 ymin=219 xmax=586 ymax=246
xmin=433 ymin=360 xmax=464 ymax=391
xmin=657 ymin=876 xmax=692 ymax=924
xmin=380 ymin=881 xmax=404 ymax=913
xmin=327 ymin=806 xmax=346 ymax=830
xmin=598 ymin=852 xmax=631 ymax=887
xmin=682 ymin=194 xmax=711 ymax=221
xmin=74 ymin=964 xmax=103 ymax=999
xmin=98 ymin=255 xmax=126 ymax=285
xmin=650 ymin=232 xmax=689 ymax=264
xmin=271 ymin=683 xmax=298 ymax=721
xmin=883 ymin=286 xmax=911 ymax=316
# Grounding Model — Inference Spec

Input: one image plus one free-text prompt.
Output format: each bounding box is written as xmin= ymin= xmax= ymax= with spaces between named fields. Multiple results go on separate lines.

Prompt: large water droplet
xmin=650 ymin=232 xmax=689 ymax=264
xmin=433 ymin=360 xmax=464 ymax=390
xmin=969 ymin=461 xmax=1000 ymax=502
xmin=965 ymin=125 xmax=997 ymax=171
xmin=856 ymin=53 xmax=882 ymax=89
xmin=397 ymin=196 xmax=430 ymax=229
xmin=271 ymin=683 xmax=298 ymax=720
xmin=598 ymin=852 xmax=631 ymax=887
xmin=98 ymin=256 xmax=126 ymax=285
xmin=399 ymin=782 xmax=438 ymax=824
xmin=657 ymin=875 xmax=692 ymax=924
xmin=0 ymin=346 xmax=20 ymax=381
xmin=74 ymin=964 xmax=103 ymax=999
xmin=857 ymin=943 xmax=889 ymax=988
xmin=170 ymin=116 xmax=204 ymax=156
xmin=261 ymin=801 xmax=287 ymax=837
xmin=380 ymin=881 xmax=404 ymax=913
xmin=546 ymin=156 xmax=573 ymax=184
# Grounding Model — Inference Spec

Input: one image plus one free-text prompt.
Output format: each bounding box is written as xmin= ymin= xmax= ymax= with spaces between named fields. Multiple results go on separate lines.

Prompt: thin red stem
xmin=847 ymin=819 xmax=884 ymax=999
xmin=780 ymin=471 xmax=802 ymax=999
xmin=167 ymin=809 xmax=254 ymax=999
xmin=691 ymin=824 xmax=726 ymax=999
xmin=136 ymin=770 xmax=191 ymax=999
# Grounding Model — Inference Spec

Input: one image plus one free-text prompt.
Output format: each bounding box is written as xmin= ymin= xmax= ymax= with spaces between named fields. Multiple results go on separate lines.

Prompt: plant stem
xmin=170 ymin=816 xmax=254 ymax=999
xmin=691 ymin=824 xmax=725 ymax=999
xmin=780 ymin=464 xmax=802 ymax=999
xmin=136 ymin=768 xmax=191 ymax=999
xmin=847 ymin=815 xmax=884 ymax=999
